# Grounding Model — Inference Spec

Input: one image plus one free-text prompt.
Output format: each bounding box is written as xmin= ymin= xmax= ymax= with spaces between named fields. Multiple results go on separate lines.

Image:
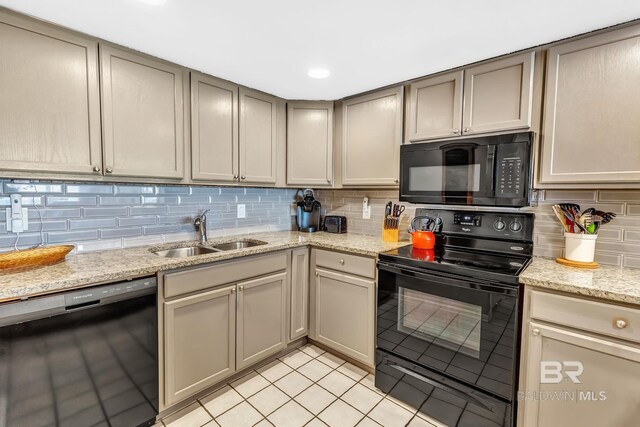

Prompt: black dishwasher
xmin=0 ymin=277 xmax=158 ymax=427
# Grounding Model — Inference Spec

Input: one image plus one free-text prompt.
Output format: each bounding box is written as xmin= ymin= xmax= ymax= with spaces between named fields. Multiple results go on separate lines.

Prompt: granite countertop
xmin=520 ymin=257 xmax=640 ymax=306
xmin=0 ymin=231 xmax=410 ymax=302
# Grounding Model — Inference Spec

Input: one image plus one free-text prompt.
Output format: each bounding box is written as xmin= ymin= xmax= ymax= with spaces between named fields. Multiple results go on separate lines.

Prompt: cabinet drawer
xmin=529 ymin=290 xmax=639 ymax=344
xmin=314 ymin=249 xmax=375 ymax=279
xmin=164 ymin=251 xmax=287 ymax=298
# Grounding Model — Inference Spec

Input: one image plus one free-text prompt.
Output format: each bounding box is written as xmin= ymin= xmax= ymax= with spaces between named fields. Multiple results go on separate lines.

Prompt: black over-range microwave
xmin=399 ymin=132 xmax=532 ymax=207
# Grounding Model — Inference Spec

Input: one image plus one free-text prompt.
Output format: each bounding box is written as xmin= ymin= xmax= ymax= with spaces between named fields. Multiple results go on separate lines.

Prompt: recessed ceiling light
xmin=307 ymin=68 xmax=331 ymax=79
xmin=137 ymin=0 xmax=168 ymax=5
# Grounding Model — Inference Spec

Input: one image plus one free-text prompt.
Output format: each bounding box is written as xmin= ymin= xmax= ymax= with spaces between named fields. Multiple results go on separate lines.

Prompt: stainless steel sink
xmin=211 ymin=240 xmax=268 ymax=251
xmin=152 ymin=246 xmax=221 ymax=258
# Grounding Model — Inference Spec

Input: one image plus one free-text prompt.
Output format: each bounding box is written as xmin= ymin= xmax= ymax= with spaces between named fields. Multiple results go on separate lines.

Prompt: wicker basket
xmin=0 ymin=245 xmax=74 ymax=273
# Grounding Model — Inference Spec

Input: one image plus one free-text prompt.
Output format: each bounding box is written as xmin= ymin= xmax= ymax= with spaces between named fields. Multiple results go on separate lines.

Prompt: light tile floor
xmin=159 ymin=344 xmax=442 ymax=427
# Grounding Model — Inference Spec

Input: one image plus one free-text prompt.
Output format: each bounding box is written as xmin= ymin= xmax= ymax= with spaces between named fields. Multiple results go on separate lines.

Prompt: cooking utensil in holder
xmin=382 ymin=216 xmax=399 ymax=242
xmin=557 ymin=232 xmax=599 ymax=268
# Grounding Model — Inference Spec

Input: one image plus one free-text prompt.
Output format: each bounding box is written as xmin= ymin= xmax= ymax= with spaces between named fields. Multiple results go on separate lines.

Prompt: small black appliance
xmin=323 ymin=215 xmax=347 ymax=233
xmin=296 ymin=189 xmax=321 ymax=232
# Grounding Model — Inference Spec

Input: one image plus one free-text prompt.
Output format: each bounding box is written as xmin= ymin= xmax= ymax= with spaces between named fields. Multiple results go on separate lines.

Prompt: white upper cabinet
xmin=0 ymin=11 xmax=102 ymax=176
xmin=100 ymin=45 xmax=185 ymax=179
xmin=407 ymin=52 xmax=535 ymax=143
xmin=287 ymin=101 xmax=334 ymax=186
xmin=539 ymin=25 xmax=640 ymax=186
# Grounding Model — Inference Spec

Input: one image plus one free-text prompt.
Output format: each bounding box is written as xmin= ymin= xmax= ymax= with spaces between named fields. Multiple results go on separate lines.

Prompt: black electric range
xmin=375 ymin=208 xmax=533 ymax=427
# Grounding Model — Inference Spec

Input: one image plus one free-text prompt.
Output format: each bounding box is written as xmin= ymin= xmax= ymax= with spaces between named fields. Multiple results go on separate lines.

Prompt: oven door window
xmin=400 ymin=143 xmax=494 ymax=204
xmin=377 ymin=266 xmax=517 ymax=400
xmin=398 ymin=289 xmax=482 ymax=359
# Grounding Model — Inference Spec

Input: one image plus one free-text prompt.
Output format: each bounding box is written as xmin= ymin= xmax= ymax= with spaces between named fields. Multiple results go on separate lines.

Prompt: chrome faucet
xmin=194 ymin=209 xmax=210 ymax=245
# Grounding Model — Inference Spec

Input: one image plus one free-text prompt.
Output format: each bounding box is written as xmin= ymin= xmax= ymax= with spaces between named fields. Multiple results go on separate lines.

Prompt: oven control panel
xmin=453 ymin=213 xmax=481 ymax=227
xmin=416 ymin=208 xmax=534 ymax=242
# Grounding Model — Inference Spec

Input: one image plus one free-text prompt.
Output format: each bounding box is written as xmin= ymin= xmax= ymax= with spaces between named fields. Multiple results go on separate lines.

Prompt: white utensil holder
xmin=564 ymin=232 xmax=597 ymax=263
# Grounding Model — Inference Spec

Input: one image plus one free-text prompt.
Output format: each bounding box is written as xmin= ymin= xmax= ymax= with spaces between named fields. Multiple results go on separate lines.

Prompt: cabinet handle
xmin=532 ymin=328 xmax=540 ymax=336
xmin=327 ymin=178 xmax=331 ymax=183
xmin=93 ymin=166 xmax=101 ymax=173
xmin=315 ymin=272 xmax=319 ymax=277
xmin=239 ymin=285 xmax=244 ymax=291
xmin=230 ymin=288 xmax=236 ymax=294
xmin=233 ymin=175 xmax=239 ymax=180
xmin=339 ymin=259 xmax=345 ymax=265
xmin=394 ymin=179 xmax=399 ymax=184
xmin=106 ymin=167 xmax=113 ymax=174
xmin=463 ymin=127 xmax=470 ymax=133
xmin=452 ymin=129 xmax=460 ymax=134
xmin=615 ymin=319 xmax=627 ymax=329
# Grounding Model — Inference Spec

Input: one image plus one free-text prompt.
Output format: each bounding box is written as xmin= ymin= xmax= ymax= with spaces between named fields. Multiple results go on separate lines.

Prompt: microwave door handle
xmin=488 ymin=145 xmax=497 ymax=192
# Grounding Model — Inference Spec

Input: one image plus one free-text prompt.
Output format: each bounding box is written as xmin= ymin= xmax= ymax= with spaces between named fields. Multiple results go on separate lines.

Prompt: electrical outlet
xmin=362 ymin=197 xmax=371 ymax=219
xmin=5 ymin=194 xmax=28 ymax=233
xmin=237 ymin=204 xmax=246 ymax=219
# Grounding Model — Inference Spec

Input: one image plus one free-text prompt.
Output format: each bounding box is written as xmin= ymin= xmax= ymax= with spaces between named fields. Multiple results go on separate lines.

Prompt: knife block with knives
xmin=382 ymin=201 xmax=404 ymax=242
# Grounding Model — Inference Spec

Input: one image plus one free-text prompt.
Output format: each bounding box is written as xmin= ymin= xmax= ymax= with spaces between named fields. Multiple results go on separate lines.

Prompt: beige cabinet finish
xmin=289 ymin=248 xmax=309 ymax=342
xmin=462 ymin=52 xmax=534 ymax=135
xmin=287 ymin=102 xmax=334 ymax=186
xmin=239 ymin=88 xmax=278 ymax=184
xmin=406 ymin=53 xmax=534 ymax=142
xmin=407 ymin=71 xmax=464 ymax=141
xmin=521 ymin=322 xmax=640 ymax=427
xmin=0 ymin=12 xmax=102 ymax=175
xmin=519 ymin=288 xmax=640 ymax=426
xmin=341 ymin=87 xmax=403 ymax=186
xmin=310 ymin=248 xmax=376 ymax=366
xmin=100 ymin=45 xmax=184 ymax=179
xmin=312 ymin=268 xmax=376 ymax=366
xmin=540 ymin=25 xmax=640 ymax=185
xmin=164 ymin=285 xmax=236 ymax=407
xmin=236 ymin=272 xmax=288 ymax=370
xmin=190 ymin=72 xmax=239 ymax=182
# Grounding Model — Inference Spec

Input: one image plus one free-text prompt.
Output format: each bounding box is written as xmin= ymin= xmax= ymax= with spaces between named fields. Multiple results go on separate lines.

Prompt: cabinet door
xmin=341 ymin=87 xmax=403 ymax=186
xmin=0 ymin=12 xmax=102 ymax=175
xmin=287 ymin=101 xmax=334 ymax=186
xmin=100 ymin=45 xmax=184 ymax=179
xmin=406 ymin=71 xmax=464 ymax=141
xmin=520 ymin=322 xmax=640 ymax=427
xmin=164 ymin=285 xmax=236 ymax=406
xmin=540 ymin=25 xmax=640 ymax=185
xmin=190 ymin=72 xmax=239 ymax=182
xmin=236 ymin=272 xmax=287 ymax=370
xmin=462 ymin=52 xmax=534 ymax=135
xmin=289 ymin=248 xmax=309 ymax=342
xmin=239 ymin=88 xmax=278 ymax=184
xmin=312 ymin=268 xmax=375 ymax=366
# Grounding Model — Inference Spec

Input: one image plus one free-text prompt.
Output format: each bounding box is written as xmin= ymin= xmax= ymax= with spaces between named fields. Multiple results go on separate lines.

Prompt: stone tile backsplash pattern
xmin=0 ymin=180 xmax=297 ymax=253
xmin=316 ymin=189 xmax=640 ymax=269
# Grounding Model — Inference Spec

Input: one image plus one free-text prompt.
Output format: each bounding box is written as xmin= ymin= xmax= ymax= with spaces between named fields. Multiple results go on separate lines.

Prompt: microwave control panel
xmin=495 ymin=142 xmax=527 ymax=198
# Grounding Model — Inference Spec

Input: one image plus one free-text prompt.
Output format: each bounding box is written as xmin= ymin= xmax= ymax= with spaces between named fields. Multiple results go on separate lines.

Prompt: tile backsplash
xmin=317 ymin=189 xmax=640 ymax=269
xmin=0 ymin=180 xmax=297 ymax=253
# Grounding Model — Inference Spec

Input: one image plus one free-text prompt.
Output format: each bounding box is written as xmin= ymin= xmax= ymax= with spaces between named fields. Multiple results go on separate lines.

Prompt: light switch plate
xmin=237 ymin=204 xmax=246 ymax=219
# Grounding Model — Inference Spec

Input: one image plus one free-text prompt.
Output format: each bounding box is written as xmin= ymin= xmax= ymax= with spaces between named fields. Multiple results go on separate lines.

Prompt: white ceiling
xmin=2 ymin=0 xmax=640 ymax=100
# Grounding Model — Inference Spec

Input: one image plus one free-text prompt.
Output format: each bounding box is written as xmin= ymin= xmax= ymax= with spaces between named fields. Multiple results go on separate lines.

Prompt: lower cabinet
xmin=289 ymin=248 xmax=310 ymax=342
xmin=236 ymin=272 xmax=288 ymax=370
xmin=164 ymin=285 xmax=236 ymax=407
xmin=159 ymin=251 xmax=289 ymax=409
xmin=518 ymin=288 xmax=640 ymax=426
xmin=310 ymin=249 xmax=376 ymax=366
